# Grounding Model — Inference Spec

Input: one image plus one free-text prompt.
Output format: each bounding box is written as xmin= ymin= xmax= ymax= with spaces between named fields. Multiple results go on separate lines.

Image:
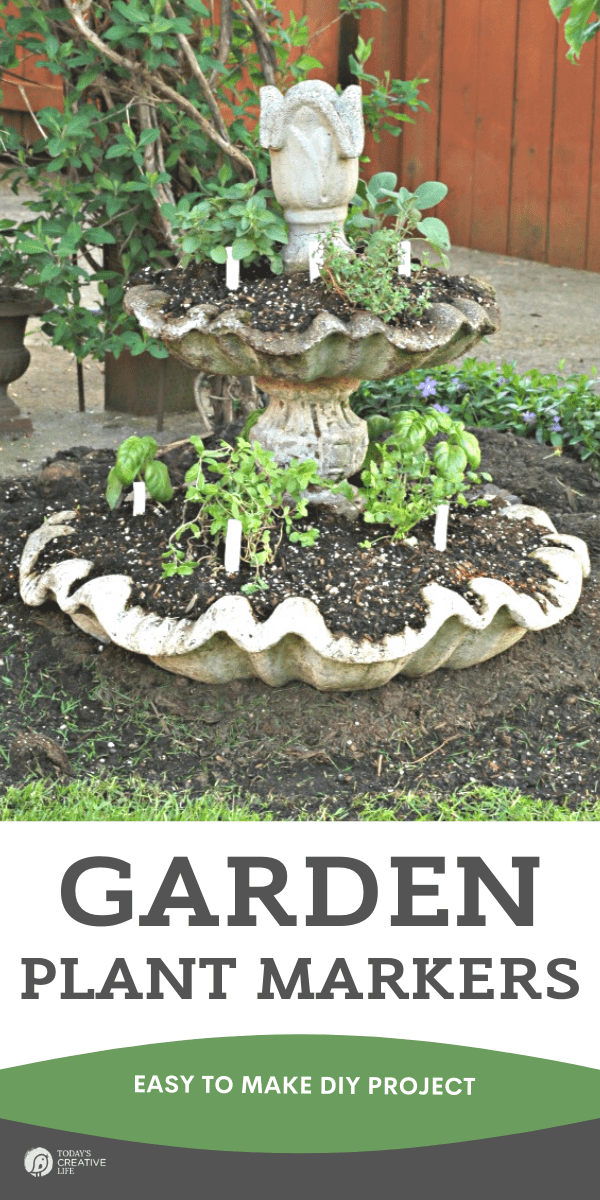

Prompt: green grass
xmin=0 ymin=776 xmax=271 ymax=821
xmin=2 ymin=777 xmax=597 ymax=821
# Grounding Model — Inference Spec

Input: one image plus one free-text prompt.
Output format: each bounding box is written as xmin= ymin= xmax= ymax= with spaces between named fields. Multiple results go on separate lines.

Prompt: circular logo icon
xmin=24 ymin=1148 xmax=53 ymax=1177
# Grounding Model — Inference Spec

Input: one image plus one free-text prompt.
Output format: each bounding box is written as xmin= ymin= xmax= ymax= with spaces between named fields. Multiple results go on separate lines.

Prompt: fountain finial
xmin=260 ymin=81 xmax=364 ymax=273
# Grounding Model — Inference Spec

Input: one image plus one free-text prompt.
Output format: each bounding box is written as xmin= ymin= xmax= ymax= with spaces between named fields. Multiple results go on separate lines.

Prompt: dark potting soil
xmin=27 ymin=441 xmax=563 ymax=642
xmin=130 ymin=257 xmax=495 ymax=334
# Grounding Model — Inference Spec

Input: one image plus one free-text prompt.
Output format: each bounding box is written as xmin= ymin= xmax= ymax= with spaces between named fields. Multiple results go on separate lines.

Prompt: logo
xmin=24 ymin=1148 xmax=53 ymax=1177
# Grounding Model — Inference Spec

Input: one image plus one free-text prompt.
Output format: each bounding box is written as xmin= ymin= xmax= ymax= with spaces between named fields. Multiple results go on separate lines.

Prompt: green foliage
xmin=162 ymin=437 xmax=333 ymax=589
xmin=349 ymin=35 xmax=429 ymax=146
xmin=358 ymin=409 xmax=486 ymax=540
xmin=352 ymin=359 xmax=600 ymax=469
xmin=164 ymin=168 xmax=288 ymax=274
xmin=319 ymin=226 xmax=432 ymax=323
xmin=550 ymin=1 xmax=600 ymax=60
xmin=0 ymin=1 xmax=425 ymax=361
xmin=345 ymin=171 xmax=451 ymax=267
xmin=106 ymin=435 xmax=174 ymax=509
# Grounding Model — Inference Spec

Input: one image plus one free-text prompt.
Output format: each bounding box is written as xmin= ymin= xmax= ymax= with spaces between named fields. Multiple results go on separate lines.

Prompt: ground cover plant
xmin=352 ymin=359 xmax=600 ymax=468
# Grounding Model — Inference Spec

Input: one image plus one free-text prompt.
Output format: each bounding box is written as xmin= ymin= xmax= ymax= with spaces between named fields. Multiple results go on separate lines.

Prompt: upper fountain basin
xmin=124 ymin=279 xmax=500 ymax=382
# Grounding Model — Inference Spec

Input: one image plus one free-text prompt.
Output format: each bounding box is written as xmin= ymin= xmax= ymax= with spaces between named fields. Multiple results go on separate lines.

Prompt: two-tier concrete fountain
xmin=19 ymin=81 xmax=589 ymax=689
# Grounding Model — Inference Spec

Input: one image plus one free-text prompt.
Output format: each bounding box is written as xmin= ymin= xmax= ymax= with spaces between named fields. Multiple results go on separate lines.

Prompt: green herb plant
xmin=106 ymin=436 xmax=174 ymax=510
xmin=358 ymin=409 xmax=488 ymax=541
xmin=162 ymin=436 xmax=334 ymax=592
xmin=345 ymin=172 xmax=451 ymax=266
xmin=319 ymin=172 xmax=450 ymax=323
xmin=163 ymin=168 xmax=288 ymax=275
xmin=319 ymin=226 xmax=432 ymax=323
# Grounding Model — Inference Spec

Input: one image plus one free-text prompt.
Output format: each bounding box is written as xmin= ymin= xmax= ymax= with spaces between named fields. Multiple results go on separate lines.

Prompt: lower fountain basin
xmin=19 ymin=507 xmax=589 ymax=691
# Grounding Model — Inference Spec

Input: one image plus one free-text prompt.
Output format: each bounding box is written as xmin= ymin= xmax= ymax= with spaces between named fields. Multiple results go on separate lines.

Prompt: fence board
xmin=358 ymin=0 xmax=404 ymax=176
xmin=548 ymin=24 xmax=597 ymax=268
xmin=399 ymin=0 xmax=444 ymax=191
xmin=585 ymin=37 xmax=600 ymax=272
xmin=304 ymin=0 xmax=340 ymax=84
xmin=469 ymin=0 xmax=519 ymax=253
xmin=437 ymin=0 xmax=481 ymax=247
xmin=508 ymin=1 xmax=557 ymax=261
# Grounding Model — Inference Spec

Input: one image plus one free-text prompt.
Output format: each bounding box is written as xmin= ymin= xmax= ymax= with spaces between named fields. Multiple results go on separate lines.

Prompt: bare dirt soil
xmin=1 ymin=426 xmax=599 ymax=810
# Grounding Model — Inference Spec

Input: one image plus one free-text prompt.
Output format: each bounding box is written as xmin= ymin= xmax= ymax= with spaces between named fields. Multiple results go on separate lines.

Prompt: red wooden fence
xmin=1 ymin=0 xmax=598 ymax=271
xmin=0 ymin=3 xmax=64 ymax=142
xmin=300 ymin=0 xmax=600 ymax=273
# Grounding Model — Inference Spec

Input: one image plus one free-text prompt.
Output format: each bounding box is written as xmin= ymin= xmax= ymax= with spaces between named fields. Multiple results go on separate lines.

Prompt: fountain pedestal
xmin=252 ymin=376 xmax=366 ymax=479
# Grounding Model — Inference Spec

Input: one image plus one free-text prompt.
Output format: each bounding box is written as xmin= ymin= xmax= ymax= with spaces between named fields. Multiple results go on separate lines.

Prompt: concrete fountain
xmin=19 ymin=82 xmax=589 ymax=690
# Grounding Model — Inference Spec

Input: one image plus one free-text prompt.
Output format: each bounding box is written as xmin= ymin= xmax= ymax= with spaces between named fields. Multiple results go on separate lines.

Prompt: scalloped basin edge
xmin=18 ymin=507 xmax=590 ymax=691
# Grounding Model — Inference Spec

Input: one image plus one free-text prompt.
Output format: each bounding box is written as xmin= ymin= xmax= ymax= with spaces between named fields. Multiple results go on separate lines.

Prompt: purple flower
xmin=522 ymin=411 xmax=537 ymax=425
xmin=418 ymin=376 xmax=438 ymax=398
xmin=550 ymin=416 xmax=562 ymax=431
xmin=433 ymin=403 xmax=450 ymax=413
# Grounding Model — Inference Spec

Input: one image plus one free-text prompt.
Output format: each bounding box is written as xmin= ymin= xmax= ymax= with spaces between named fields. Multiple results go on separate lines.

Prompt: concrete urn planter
xmin=19 ymin=505 xmax=590 ymax=691
xmin=0 ymin=285 xmax=52 ymax=435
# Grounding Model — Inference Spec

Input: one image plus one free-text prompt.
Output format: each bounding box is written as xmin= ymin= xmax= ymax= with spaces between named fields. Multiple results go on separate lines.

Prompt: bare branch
xmin=137 ymin=93 xmax=178 ymax=251
xmin=16 ymin=84 xmax=48 ymax=141
xmin=209 ymin=0 xmax=232 ymax=85
xmin=237 ymin=0 xmax=277 ymax=87
xmin=163 ymin=0 xmax=230 ymax=142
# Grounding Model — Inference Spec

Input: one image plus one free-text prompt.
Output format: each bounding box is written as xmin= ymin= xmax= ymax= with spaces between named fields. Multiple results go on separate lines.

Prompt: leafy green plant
xmin=345 ymin=171 xmax=451 ymax=267
xmin=164 ymin=168 xmax=288 ymax=274
xmin=550 ymin=0 xmax=599 ymax=60
xmin=319 ymin=226 xmax=432 ymax=322
xmin=106 ymin=436 xmax=174 ymax=509
xmin=348 ymin=34 xmax=428 ymax=147
xmin=162 ymin=436 xmax=331 ymax=590
xmin=351 ymin=359 xmax=600 ymax=468
xmin=318 ymin=170 xmax=449 ymax=323
xmin=357 ymin=408 xmax=486 ymax=540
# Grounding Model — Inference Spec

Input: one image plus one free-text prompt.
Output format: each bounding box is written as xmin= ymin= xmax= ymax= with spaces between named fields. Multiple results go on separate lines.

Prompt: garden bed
xmin=132 ymin=259 xmax=497 ymax=334
xmin=24 ymin=441 xmax=565 ymax=641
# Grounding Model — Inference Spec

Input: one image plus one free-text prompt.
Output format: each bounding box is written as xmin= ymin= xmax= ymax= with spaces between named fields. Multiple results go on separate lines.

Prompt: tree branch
xmin=237 ymin=0 xmax=277 ymax=87
xmin=163 ymin=0 xmax=230 ymax=142
xmin=62 ymin=0 xmax=256 ymax=177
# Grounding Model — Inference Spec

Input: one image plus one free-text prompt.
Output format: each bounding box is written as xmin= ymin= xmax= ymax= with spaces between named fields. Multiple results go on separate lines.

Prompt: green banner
xmin=0 ymin=1036 xmax=598 ymax=1153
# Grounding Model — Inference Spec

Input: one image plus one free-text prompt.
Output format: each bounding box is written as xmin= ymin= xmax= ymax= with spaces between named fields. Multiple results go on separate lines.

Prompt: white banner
xmin=1 ymin=822 xmax=597 ymax=1071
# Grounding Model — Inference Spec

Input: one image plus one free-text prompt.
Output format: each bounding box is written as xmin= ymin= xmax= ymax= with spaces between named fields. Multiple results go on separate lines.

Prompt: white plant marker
xmin=224 ymin=518 xmax=243 ymax=575
xmin=225 ymin=247 xmax=240 ymax=290
xmin=398 ymin=240 xmax=411 ymax=277
xmin=307 ymin=237 xmax=323 ymax=282
xmin=132 ymin=480 xmax=146 ymax=516
xmin=434 ymin=503 xmax=449 ymax=551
